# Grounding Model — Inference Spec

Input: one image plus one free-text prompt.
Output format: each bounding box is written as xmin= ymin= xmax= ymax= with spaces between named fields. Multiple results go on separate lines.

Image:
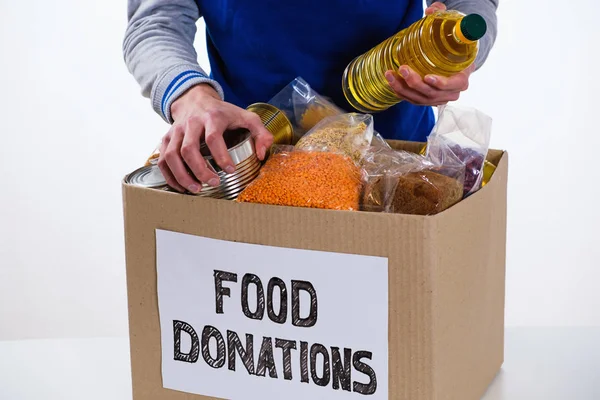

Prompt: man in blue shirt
xmin=124 ymin=0 xmax=498 ymax=193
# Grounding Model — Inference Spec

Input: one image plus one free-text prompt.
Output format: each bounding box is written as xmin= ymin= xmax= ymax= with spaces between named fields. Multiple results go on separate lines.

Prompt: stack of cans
xmin=125 ymin=103 xmax=294 ymax=200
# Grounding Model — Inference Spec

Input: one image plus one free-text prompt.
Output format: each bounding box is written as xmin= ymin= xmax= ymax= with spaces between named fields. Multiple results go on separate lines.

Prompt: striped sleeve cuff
xmin=151 ymin=64 xmax=225 ymax=124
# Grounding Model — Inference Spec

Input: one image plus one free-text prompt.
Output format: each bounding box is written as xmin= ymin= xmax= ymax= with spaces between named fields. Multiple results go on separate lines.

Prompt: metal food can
xmin=246 ymin=102 xmax=293 ymax=146
xmin=125 ymin=165 xmax=169 ymax=189
xmin=193 ymin=128 xmax=261 ymax=199
xmin=481 ymin=160 xmax=496 ymax=188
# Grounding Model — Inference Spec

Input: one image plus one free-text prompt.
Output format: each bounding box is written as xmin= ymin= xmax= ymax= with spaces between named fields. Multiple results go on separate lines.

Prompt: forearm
xmin=428 ymin=0 xmax=499 ymax=68
xmin=123 ymin=0 xmax=224 ymax=123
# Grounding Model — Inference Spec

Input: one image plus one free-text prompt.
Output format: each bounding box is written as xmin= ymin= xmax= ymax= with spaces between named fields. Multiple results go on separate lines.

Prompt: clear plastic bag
xmin=425 ymin=104 xmax=492 ymax=197
xmin=391 ymin=168 xmax=464 ymax=215
xmin=295 ymin=113 xmax=374 ymax=163
xmin=267 ymin=77 xmax=343 ymax=142
xmin=237 ymin=146 xmax=363 ymax=211
xmin=360 ymin=147 xmax=464 ymax=215
xmin=268 ymin=77 xmax=391 ymax=150
xmin=360 ymin=147 xmax=418 ymax=212
xmin=144 ymin=142 xmax=161 ymax=166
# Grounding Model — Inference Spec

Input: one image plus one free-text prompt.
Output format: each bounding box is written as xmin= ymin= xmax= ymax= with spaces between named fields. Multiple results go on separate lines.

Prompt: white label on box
xmin=156 ymin=229 xmax=389 ymax=400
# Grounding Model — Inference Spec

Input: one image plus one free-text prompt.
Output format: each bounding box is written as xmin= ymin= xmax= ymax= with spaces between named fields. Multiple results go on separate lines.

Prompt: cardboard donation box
xmin=122 ymin=141 xmax=508 ymax=400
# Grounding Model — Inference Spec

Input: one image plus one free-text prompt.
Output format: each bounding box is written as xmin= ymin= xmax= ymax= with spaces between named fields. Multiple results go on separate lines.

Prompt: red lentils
xmin=237 ymin=150 xmax=362 ymax=211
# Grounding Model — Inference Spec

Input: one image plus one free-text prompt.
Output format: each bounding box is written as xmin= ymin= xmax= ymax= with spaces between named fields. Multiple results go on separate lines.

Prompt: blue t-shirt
xmin=198 ymin=0 xmax=435 ymax=142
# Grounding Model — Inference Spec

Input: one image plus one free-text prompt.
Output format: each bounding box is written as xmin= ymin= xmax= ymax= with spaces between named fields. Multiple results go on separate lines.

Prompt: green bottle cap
xmin=460 ymin=14 xmax=487 ymax=41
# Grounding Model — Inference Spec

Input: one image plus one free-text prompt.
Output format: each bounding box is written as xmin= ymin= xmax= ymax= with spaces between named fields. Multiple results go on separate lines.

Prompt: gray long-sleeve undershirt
xmin=123 ymin=0 xmax=499 ymax=123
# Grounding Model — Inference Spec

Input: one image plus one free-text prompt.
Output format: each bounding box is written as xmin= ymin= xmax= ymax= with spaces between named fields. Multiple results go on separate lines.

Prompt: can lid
xmin=459 ymin=14 xmax=487 ymax=41
xmin=126 ymin=165 xmax=167 ymax=188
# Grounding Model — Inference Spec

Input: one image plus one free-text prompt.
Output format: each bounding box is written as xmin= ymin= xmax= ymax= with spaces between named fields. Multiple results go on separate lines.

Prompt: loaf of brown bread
xmin=391 ymin=170 xmax=463 ymax=215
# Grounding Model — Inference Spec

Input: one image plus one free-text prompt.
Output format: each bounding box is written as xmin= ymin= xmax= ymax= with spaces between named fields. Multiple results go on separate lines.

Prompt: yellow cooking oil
xmin=342 ymin=11 xmax=487 ymax=113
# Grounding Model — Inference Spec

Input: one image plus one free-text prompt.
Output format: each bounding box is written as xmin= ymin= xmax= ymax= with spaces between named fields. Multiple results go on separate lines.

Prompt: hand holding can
xmin=158 ymin=84 xmax=274 ymax=193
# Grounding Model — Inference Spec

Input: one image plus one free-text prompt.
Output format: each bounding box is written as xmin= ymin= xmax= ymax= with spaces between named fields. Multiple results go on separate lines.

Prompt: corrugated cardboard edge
xmin=430 ymin=151 xmax=508 ymax=400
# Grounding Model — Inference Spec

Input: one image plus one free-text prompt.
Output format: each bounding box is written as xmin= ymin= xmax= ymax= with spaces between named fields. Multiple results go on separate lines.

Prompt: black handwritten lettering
xmin=241 ymin=273 xmax=265 ymax=320
xmin=331 ymin=347 xmax=352 ymax=391
xmin=173 ymin=320 xmax=199 ymax=363
xmin=352 ymin=351 xmax=377 ymax=395
xmin=256 ymin=336 xmax=278 ymax=378
xmin=267 ymin=277 xmax=287 ymax=324
xmin=214 ymin=270 xmax=237 ymax=314
xmin=275 ymin=338 xmax=297 ymax=380
xmin=227 ymin=330 xmax=254 ymax=375
xmin=310 ymin=343 xmax=331 ymax=387
xmin=300 ymin=341 xmax=309 ymax=383
xmin=201 ymin=325 xmax=226 ymax=369
xmin=291 ymin=280 xmax=318 ymax=327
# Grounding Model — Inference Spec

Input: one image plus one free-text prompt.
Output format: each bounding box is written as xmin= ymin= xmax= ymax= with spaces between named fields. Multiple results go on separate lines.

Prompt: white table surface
xmin=1 ymin=327 xmax=599 ymax=400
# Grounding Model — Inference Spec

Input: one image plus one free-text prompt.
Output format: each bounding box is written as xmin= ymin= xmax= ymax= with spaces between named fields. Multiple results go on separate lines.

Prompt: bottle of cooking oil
xmin=342 ymin=11 xmax=487 ymax=113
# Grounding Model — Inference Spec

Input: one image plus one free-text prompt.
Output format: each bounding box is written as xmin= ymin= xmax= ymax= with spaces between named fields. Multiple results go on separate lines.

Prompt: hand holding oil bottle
xmin=342 ymin=2 xmax=487 ymax=112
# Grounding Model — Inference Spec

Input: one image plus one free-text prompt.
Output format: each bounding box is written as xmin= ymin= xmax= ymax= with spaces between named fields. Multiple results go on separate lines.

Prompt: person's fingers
xmin=158 ymin=157 xmax=186 ymax=193
xmin=386 ymin=63 xmax=468 ymax=105
xmin=433 ymin=91 xmax=461 ymax=105
xmin=164 ymin=125 xmax=203 ymax=193
xmin=204 ymin=114 xmax=236 ymax=174
xmin=233 ymin=111 xmax=273 ymax=160
xmin=398 ymin=66 xmax=438 ymax=98
xmin=246 ymin=113 xmax=274 ymax=160
xmin=424 ymin=72 xmax=469 ymax=92
xmin=158 ymin=133 xmax=186 ymax=193
xmin=425 ymin=2 xmax=446 ymax=15
xmin=158 ymin=133 xmax=185 ymax=193
xmin=424 ymin=64 xmax=474 ymax=91
xmin=385 ymin=70 xmax=432 ymax=105
xmin=180 ymin=117 xmax=220 ymax=186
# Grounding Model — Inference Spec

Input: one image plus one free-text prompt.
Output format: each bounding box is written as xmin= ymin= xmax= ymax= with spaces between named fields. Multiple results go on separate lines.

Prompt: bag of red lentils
xmin=237 ymin=146 xmax=363 ymax=211
xmin=295 ymin=113 xmax=375 ymax=163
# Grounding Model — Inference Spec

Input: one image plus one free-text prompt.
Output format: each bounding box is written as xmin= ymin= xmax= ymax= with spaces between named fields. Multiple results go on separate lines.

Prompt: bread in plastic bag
xmin=360 ymin=147 xmax=415 ymax=212
xmin=361 ymin=147 xmax=464 ymax=215
xmin=425 ymin=104 xmax=492 ymax=197
xmin=295 ymin=113 xmax=374 ymax=163
xmin=237 ymin=146 xmax=362 ymax=211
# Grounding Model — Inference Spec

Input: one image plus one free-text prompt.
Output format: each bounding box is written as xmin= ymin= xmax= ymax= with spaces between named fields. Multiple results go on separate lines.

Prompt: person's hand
xmin=383 ymin=2 xmax=474 ymax=107
xmin=425 ymin=1 xmax=446 ymax=15
xmin=158 ymin=84 xmax=273 ymax=193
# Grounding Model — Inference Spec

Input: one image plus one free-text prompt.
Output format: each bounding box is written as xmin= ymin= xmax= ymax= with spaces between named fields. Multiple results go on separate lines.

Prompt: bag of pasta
xmin=267 ymin=77 xmax=342 ymax=142
xmin=237 ymin=146 xmax=363 ymax=211
xmin=268 ymin=77 xmax=391 ymax=150
xmin=295 ymin=113 xmax=374 ymax=163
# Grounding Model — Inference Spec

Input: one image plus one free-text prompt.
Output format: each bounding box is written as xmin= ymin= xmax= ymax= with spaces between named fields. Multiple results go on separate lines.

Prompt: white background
xmin=0 ymin=0 xmax=599 ymax=341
